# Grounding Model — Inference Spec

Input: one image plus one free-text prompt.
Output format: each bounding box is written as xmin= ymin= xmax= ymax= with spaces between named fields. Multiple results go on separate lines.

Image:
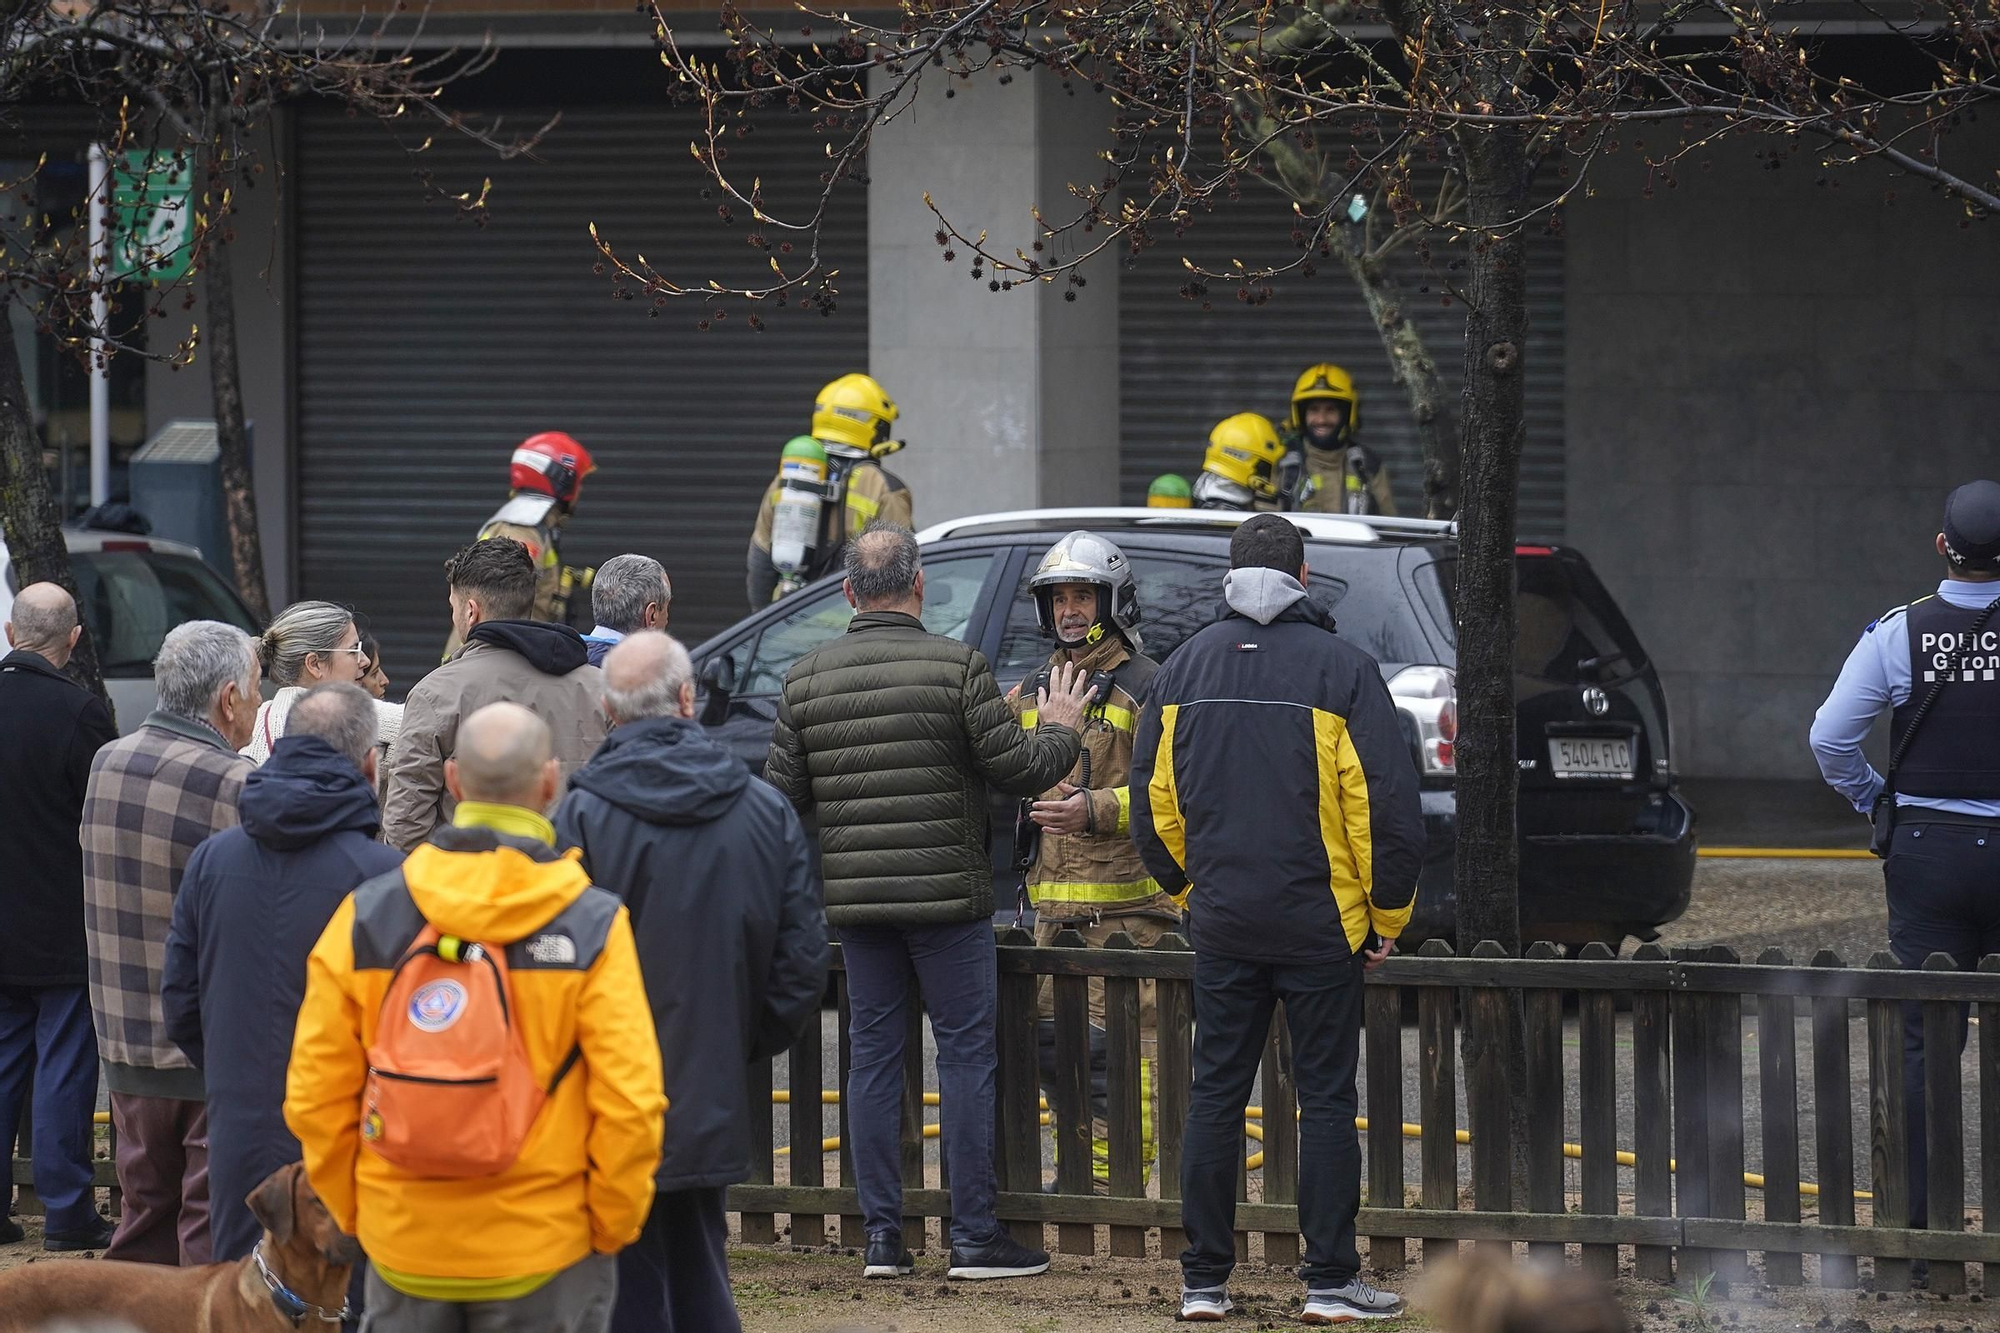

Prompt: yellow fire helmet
xmin=1203 ymin=413 xmax=1287 ymax=501
xmin=812 ymin=373 xmax=900 ymax=455
xmin=1288 ymin=362 xmax=1361 ymax=444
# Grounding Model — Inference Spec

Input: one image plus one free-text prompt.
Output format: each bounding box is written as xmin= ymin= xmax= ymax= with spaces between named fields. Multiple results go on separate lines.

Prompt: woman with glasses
xmin=241 ymin=601 xmax=371 ymax=764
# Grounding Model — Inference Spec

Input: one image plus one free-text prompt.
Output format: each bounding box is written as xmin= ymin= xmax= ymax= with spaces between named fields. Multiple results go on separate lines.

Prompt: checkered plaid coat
xmin=82 ymin=713 xmax=251 ymax=1072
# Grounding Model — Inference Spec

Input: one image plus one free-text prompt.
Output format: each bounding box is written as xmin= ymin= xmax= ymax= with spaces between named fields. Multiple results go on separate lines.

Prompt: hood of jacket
xmin=1224 ymin=567 xmax=1311 ymax=625
xmin=467 ymin=619 xmax=589 ymax=677
xmin=568 ymin=715 xmax=748 ymax=827
xmin=401 ymin=825 xmax=592 ymax=945
xmin=239 ymin=735 xmax=382 ymax=850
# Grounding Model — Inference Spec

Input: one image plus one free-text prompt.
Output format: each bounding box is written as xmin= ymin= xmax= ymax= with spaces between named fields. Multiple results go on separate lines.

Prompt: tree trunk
xmin=0 ymin=325 xmax=113 ymax=712
xmin=1337 ymin=228 xmax=1460 ymax=517
xmin=1453 ymin=115 xmax=1533 ymax=1206
xmin=204 ymin=134 xmax=270 ymax=622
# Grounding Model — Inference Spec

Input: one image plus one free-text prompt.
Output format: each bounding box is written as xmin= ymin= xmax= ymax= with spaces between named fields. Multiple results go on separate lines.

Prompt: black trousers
xmin=1884 ymin=819 xmax=2000 ymax=1231
xmin=608 ymin=1186 xmax=739 ymax=1333
xmin=1180 ymin=951 xmax=1366 ymax=1290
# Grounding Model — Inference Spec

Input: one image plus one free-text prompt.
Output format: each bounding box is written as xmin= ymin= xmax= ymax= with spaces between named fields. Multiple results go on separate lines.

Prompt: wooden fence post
xmin=1866 ymin=950 xmax=1912 ymax=1293
xmin=1670 ymin=945 xmax=1712 ymax=1284
xmin=1704 ymin=946 xmax=1748 ymax=1283
xmin=1577 ymin=941 xmax=1619 ymax=1281
xmin=837 ymin=972 xmax=864 ymax=1249
xmin=1103 ymin=932 xmax=1149 ymax=1259
xmin=743 ymin=1058 xmax=778 ymax=1245
xmin=1466 ymin=941 xmax=1512 ymax=1257
xmin=1809 ymin=950 xmax=1857 ymax=1288
xmin=1921 ymin=952 xmax=1967 ymax=1295
xmin=994 ymin=927 xmax=1044 ymax=1249
xmin=1754 ymin=948 xmax=1802 ymax=1287
xmin=1417 ymin=940 xmax=1458 ymax=1267
xmin=1631 ymin=943 xmax=1674 ymax=1284
xmin=1156 ymin=933 xmax=1195 ymax=1260
xmin=1050 ymin=928 xmax=1095 ymax=1257
xmin=789 ymin=1017 xmax=827 ymax=1249
xmin=1524 ymin=942 xmax=1566 ymax=1268
xmin=1364 ymin=977 xmax=1406 ymax=1272
xmin=1261 ymin=1004 xmax=1301 ymax=1268
xmin=1982 ymin=954 xmax=2000 ymax=1297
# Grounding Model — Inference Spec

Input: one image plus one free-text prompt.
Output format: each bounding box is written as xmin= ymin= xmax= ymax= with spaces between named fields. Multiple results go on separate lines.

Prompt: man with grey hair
xmin=81 ymin=620 xmax=259 ymax=1266
xmin=582 ymin=554 xmax=672 ymax=668
xmin=557 ymin=632 xmax=825 ymax=1333
xmin=765 ymin=523 xmax=1092 ymax=1282
xmin=164 ymin=682 xmax=402 ymax=1266
xmin=0 ymin=584 xmax=118 ymax=1250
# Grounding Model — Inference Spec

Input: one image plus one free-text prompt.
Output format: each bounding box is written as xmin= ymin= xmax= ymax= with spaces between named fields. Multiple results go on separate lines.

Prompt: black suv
xmin=691 ymin=508 xmax=1695 ymax=946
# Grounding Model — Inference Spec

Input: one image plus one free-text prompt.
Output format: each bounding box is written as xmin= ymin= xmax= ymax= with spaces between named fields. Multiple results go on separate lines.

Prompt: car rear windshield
xmin=1303 ymin=544 xmax=1439 ymax=666
xmin=1420 ymin=553 xmax=1649 ymax=685
xmin=75 ymin=550 xmax=261 ymax=675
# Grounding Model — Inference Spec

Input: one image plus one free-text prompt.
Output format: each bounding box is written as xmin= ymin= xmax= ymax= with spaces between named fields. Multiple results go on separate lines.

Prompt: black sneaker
xmin=862 ymin=1235 xmax=914 ymax=1279
xmin=947 ymin=1233 xmax=1050 ymax=1281
xmin=0 ymin=1214 xmax=22 ymax=1245
xmin=44 ymin=1215 xmax=116 ymax=1253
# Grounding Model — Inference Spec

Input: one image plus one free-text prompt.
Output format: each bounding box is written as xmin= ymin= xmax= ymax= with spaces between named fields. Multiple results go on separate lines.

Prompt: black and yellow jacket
xmin=1129 ymin=568 xmax=1424 ymax=963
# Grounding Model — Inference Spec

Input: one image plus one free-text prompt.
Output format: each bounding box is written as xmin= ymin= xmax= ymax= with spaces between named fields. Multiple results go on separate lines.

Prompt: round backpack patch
xmin=409 ymin=979 xmax=468 ymax=1033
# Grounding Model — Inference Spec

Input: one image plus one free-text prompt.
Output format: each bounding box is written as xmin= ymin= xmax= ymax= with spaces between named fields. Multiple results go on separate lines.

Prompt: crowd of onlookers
xmin=1 ymin=515 xmax=1440 ymax=1331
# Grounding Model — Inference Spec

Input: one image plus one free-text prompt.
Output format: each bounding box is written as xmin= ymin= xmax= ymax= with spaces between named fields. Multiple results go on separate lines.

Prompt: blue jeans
xmin=0 ymin=984 xmax=102 ymax=1234
xmin=1181 ymin=953 xmax=1366 ymax=1291
xmin=838 ymin=920 xmax=1002 ymax=1250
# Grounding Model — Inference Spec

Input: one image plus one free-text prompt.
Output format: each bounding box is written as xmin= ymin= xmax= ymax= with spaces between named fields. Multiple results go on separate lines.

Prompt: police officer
xmin=1006 ymin=531 xmax=1175 ymax=1191
xmin=1283 ymin=363 xmax=1397 ymax=517
xmin=1810 ymin=479 xmax=2000 ymax=1237
xmin=445 ymin=432 xmax=597 ymax=658
xmin=1191 ymin=413 xmax=1288 ymax=512
xmin=748 ymin=373 xmax=914 ymax=609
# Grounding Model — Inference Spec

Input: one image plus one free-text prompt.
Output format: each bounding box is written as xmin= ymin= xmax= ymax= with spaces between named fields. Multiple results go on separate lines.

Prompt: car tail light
xmin=1389 ymin=665 xmax=1457 ymax=777
xmin=99 ymin=540 xmax=152 ymax=553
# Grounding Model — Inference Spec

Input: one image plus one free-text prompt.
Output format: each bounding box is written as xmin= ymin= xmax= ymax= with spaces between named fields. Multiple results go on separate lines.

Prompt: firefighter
xmin=1284 ymin=362 xmax=1398 ymax=516
xmin=1006 ymin=531 xmax=1175 ymax=1191
xmin=444 ymin=432 xmax=597 ymax=658
xmin=748 ymin=373 xmax=914 ymax=609
xmin=1191 ymin=413 xmax=1288 ymax=512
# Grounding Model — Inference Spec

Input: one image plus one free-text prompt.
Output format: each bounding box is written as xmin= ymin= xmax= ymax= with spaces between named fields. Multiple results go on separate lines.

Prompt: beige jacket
xmin=380 ymin=624 xmax=608 ymax=851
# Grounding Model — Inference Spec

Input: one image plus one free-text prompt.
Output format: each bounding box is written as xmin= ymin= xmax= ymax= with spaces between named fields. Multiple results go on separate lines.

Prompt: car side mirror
xmin=698 ymin=655 xmax=735 ymax=726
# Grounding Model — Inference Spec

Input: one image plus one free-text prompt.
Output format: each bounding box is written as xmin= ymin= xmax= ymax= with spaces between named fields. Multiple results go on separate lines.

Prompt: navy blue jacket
xmin=162 ymin=735 xmax=403 ymax=1260
xmin=556 ymin=715 xmax=827 ymax=1192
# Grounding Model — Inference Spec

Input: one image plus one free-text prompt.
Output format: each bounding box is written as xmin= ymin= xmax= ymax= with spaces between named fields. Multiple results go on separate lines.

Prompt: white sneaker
xmin=1302 ymin=1278 xmax=1405 ymax=1323
xmin=1180 ymin=1286 xmax=1234 ymax=1321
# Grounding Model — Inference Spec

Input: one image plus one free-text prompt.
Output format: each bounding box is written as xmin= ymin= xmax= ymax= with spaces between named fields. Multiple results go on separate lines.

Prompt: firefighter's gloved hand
xmin=1030 ymin=783 xmax=1091 ymax=835
xmin=1036 ymin=660 xmax=1096 ymax=733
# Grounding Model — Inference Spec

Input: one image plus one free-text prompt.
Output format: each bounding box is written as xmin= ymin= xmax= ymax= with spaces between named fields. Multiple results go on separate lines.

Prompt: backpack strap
xmin=547 ymin=1043 xmax=583 ymax=1096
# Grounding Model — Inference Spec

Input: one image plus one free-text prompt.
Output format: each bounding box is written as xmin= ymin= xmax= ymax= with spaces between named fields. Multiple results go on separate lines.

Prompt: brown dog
xmin=0 ymin=1162 xmax=361 ymax=1332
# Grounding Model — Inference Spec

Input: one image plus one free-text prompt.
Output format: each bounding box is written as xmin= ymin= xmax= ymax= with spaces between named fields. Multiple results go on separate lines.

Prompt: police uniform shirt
xmin=1809 ymin=577 xmax=2000 ymax=819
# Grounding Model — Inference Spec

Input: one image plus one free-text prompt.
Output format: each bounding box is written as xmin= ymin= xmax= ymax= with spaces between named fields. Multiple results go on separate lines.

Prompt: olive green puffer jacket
xmin=764 ymin=610 xmax=1082 ymax=925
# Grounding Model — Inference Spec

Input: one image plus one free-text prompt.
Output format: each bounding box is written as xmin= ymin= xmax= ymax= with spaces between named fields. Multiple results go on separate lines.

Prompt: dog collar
xmin=254 ymin=1242 xmax=352 ymax=1326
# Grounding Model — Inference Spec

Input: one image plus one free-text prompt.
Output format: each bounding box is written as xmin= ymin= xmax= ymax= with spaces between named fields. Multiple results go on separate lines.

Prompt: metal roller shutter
xmin=295 ymin=106 xmax=868 ymax=688
xmin=1119 ymin=163 xmax=1565 ymax=537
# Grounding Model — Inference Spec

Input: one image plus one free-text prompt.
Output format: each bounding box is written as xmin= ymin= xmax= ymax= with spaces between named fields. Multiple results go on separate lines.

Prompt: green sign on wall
xmin=110 ymin=151 xmax=195 ymax=283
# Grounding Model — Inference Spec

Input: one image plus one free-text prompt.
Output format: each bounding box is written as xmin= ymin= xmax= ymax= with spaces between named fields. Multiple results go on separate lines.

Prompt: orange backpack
xmin=361 ymin=923 xmax=580 ymax=1179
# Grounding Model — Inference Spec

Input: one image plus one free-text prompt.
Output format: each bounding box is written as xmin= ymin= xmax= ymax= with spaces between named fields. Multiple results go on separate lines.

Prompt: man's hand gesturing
xmin=1036 ymin=660 xmax=1097 ymax=733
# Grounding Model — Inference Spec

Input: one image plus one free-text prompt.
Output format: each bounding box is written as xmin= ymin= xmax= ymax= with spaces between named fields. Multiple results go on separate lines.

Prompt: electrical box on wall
xmin=129 ymin=419 xmax=249 ymax=565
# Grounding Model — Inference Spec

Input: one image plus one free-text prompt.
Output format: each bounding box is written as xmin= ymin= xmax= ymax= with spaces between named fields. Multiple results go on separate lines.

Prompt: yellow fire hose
xmin=90 ymin=1099 xmax=1866 ymax=1201
xmin=746 ymin=1095 xmax=1868 ymax=1200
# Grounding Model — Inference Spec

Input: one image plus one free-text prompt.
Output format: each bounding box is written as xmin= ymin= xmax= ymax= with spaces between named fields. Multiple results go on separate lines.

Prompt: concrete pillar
xmin=145 ymin=113 xmax=293 ymax=605
xmin=868 ymin=68 xmax=1119 ymax=525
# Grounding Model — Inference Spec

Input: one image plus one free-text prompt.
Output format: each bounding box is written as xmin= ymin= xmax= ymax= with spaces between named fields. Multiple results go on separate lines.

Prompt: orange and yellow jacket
xmin=285 ymin=817 xmax=665 ymax=1282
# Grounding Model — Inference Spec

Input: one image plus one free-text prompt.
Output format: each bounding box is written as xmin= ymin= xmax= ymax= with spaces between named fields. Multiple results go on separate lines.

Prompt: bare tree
xmin=0 ymin=0 xmax=550 ymax=687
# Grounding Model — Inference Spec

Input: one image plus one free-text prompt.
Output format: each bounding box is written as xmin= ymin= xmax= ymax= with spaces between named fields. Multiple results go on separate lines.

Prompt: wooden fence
xmin=723 ymin=930 xmax=2000 ymax=1290
xmin=12 ymin=932 xmax=1999 ymax=1290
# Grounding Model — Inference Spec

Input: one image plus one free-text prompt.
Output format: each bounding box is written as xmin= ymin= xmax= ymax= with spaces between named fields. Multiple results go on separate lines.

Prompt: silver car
xmin=0 ymin=528 xmax=262 ymax=732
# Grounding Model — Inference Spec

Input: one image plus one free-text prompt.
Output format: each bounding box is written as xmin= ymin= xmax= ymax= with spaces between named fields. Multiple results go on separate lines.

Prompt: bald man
xmin=287 ymin=700 xmax=664 ymax=1333
xmin=1 ymin=584 xmax=119 ymax=1249
xmin=557 ymin=633 xmax=825 ymax=1333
